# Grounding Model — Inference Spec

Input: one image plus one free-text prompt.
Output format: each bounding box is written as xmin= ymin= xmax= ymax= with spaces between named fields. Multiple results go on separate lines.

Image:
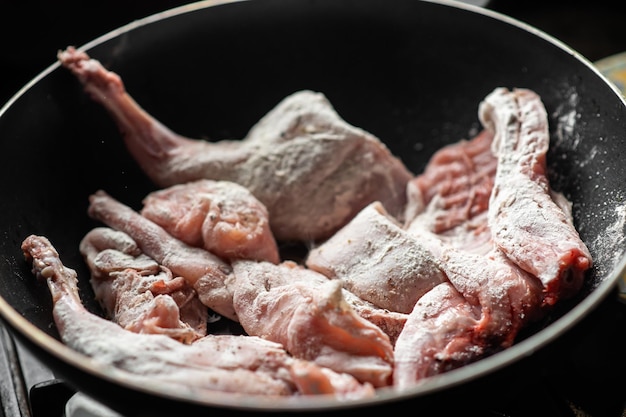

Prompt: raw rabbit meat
xmin=140 ymin=179 xmax=279 ymax=263
xmin=339 ymin=293 xmax=408 ymax=346
xmin=79 ymin=227 xmax=208 ymax=343
xmin=231 ymin=259 xmax=394 ymax=387
xmin=58 ymin=46 xmax=413 ymax=242
xmin=392 ymin=231 xmax=544 ymax=387
xmin=24 ymin=56 xmax=596 ymax=397
xmin=392 ymin=281 xmax=479 ymax=385
xmin=404 ymin=129 xmax=497 ymax=253
xmin=21 ymin=234 xmax=376 ymax=399
xmin=307 ymin=129 xmax=496 ymax=317
xmin=392 ymin=88 xmax=590 ymax=385
xmin=479 ymin=87 xmax=592 ymax=304
xmin=87 ymin=190 xmax=238 ymax=321
xmin=306 ymin=202 xmax=447 ymax=314
xmin=88 ymin=190 xmax=401 ymax=375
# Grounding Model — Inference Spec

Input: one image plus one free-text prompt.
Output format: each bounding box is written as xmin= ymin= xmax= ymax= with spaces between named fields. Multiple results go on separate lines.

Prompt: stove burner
xmin=0 ymin=325 xmax=118 ymax=417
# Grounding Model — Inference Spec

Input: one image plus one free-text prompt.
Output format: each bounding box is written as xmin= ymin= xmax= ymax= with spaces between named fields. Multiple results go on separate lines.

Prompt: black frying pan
xmin=1 ymin=0 xmax=625 ymax=415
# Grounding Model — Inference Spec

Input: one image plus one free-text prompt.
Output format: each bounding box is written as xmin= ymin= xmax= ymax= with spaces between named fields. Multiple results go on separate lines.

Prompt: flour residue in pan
xmin=588 ymin=198 xmax=626 ymax=288
xmin=553 ymin=88 xmax=582 ymax=151
xmin=551 ymin=84 xmax=626 ymax=289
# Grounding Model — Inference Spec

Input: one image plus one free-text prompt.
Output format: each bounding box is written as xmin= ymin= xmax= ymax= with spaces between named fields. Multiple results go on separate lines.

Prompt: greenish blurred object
xmin=596 ymin=52 xmax=626 ymax=96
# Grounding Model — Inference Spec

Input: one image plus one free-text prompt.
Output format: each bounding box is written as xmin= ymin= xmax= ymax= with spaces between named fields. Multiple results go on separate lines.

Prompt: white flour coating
xmin=553 ymin=87 xmax=581 ymax=150
xmin=589 ymin=197 xmax=626 ymax=286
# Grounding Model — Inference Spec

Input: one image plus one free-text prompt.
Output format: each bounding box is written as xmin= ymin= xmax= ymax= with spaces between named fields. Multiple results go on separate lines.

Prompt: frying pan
xmin=1 ymin=0 xmax=625 ymax=415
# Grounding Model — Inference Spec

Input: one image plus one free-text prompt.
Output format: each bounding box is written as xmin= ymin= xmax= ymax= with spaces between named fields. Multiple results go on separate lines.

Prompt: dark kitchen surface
xmin=1 ymin=1 xmax=626 ymax=416
xmin=1 ymin=0 xmax=625 ymax=106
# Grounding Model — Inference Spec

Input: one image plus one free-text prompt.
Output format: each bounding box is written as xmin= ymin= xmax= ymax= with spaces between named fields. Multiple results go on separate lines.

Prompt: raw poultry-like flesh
xmin=86 ymin=189 xmax=397 ymax=387
xmin=140 ymin=179 xmax=279 ymax=264
xmin=391 ymin=88 xmax=590 ymax=384
xmin=392 ymin=231 xmax=545 ymax=386
xmin=21 ymin=235 xmax=376 ymax=399
xmin=20 ymin=52 xmax=595 ymax=400
xmin=306 ymin=202 xmax=447 ymax=314
xmin=231 ymin=259 xmax=395 ymax=387
xmin=87 ymin=190 xmax=238 ymax=321
xmin=307 ymin=88 xmax=591 ymax=384
xmin=479 ymin=87 xmax=592 ymax=305
xmin=79 ymin=227 xmax=208 ymax=344
xmin=404 ymin=128 xmax=496 ymax=252
xmin=58 ymin=46 xmax=413 ymax=242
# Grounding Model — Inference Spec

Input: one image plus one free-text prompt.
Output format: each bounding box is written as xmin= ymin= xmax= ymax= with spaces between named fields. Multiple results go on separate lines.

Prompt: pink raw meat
xmin=58 ymin=46 xmax=413 ymax=242
xmin=87 ymin=190 xmax=238 ymax=321
xmin=479 ymin=87 xmax=592 ymax=304
xmin=306 ymin=202 xmax=446 ymax=314
xmin=140 ymin=179 xmax=279 ymax=263
xmin=393 ymin=231 xmax=545 ymax=387
xmin=80 ymin=227 xmax=208 ymax=343
xmin=22 ymin=234 xmax=375 ymax=399
xmin=231 ymin=259 xmax=394 ymax=387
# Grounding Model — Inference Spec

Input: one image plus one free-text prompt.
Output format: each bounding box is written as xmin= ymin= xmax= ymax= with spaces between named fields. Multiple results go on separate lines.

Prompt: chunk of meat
xmin=393 ymin=282 xmax=480 ymax=386
xmin=478 ymin=87 xmax=592 ymax=304
xmin=79 ymin=227 xmax=208 ymax=343
xmin=86 ymin=192 xmax=406 ymax=346
xmin=339 ymin=294 xmax=408 ymax=346
xmin=306 ymin=202 xmax=446 ymax=314
xmin=404 ymin=129 xmax=496 ymax=253
xmin=393 ymin=231 xmax=545 ymax=387
xmin=58 ymin=46 xmax=413 ymax=242
xmin=231 ymin=260 xmax=394 ymax=387
xmin=385 ymin=119 xmax=546 ymax=385
xmin=140 ymin=179 xmax=279 ymax=263
xmin=21 ymin=234 xmax=375 ymax=399
xmin=87 ymin=190 xmax=238 ymax=321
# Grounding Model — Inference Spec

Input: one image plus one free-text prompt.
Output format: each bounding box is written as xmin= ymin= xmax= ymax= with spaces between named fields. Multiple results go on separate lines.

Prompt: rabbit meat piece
xmin=79 ymin=227 xmax=208 ymax=344
xmin=58 ymin=46 xmax=413 ymax=242
xmin=22 ymin=234 xmax=376 ymax=399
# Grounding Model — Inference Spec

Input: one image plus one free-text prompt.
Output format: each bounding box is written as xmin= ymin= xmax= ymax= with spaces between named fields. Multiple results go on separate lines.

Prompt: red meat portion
xmin=393 ymin=88 xmax=591 ymax=385
xmin=404 ymin=128 xmax=496 ymax=253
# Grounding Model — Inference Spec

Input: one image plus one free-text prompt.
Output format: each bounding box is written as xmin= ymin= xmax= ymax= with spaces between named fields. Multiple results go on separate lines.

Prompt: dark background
xmin=1 ymin=0 xmax=625 ymax=108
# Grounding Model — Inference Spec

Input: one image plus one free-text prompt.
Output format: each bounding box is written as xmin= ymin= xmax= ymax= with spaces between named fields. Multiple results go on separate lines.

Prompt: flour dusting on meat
xmin=17 ymin=51 xmax=598 ymax=400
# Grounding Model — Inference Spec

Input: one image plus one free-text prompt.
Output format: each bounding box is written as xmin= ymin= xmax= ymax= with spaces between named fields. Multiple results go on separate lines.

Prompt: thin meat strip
xmin=479 ymin=87 xmax=592 ymax=304
xmin=140 ymin=179 xmax=279 ymax=264
xmin=404 ymin=129 xmax=497 ymax=253
xmin=231 ymin=260 xmax=395 ymax=387
xmin=58 ymin=47 xmax=413 ymax=242
xmin=306 ymin=202 xmax=446 ymax=314
xmin=21 ymin=235 xmax=375 ymax=399
xmin=79 ymin=227 xmax=208 ymax=344
xmin=87 ymin=190 xmax=238 ymax=321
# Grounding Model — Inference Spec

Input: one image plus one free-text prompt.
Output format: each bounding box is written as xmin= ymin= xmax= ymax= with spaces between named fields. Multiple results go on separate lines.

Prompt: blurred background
xmin=1 ymin=0 xmax=624 ymax=107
